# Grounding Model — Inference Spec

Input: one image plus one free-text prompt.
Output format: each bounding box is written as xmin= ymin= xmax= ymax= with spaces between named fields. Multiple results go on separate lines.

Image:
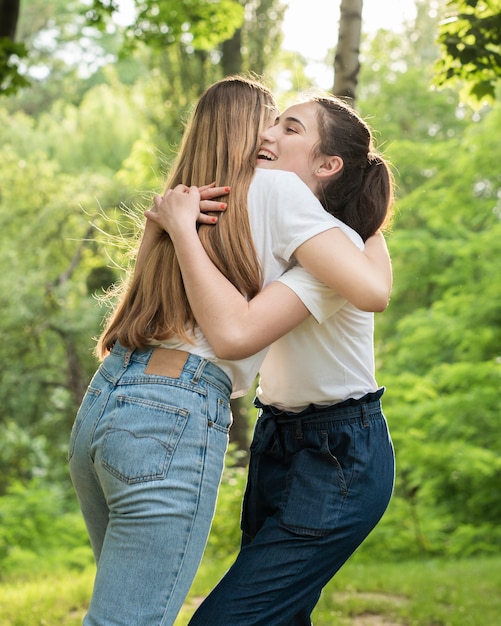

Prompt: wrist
xmin=168 ymin=223 xmax=199 ymax=247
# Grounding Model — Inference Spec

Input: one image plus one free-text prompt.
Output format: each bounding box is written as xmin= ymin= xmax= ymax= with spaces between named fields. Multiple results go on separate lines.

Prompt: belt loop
xmin=192 ymin=358 xmax=205 ymax=384
xmin=123 ymin=349 xmax=133 ymax=368
xmin=361 ymin=403 xmax=369 ymax=428
xmin=295 ymin=418 xmax=303 ymax=440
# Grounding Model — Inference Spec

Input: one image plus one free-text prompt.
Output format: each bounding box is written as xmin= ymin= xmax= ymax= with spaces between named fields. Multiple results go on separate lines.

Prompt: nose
xmin=260 ymin=124 xmax=276 ymax=142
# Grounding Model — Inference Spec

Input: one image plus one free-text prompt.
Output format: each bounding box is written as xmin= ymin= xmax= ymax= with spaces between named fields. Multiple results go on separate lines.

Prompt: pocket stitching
xmin=101 ymin=395 xmax=190 ymax=484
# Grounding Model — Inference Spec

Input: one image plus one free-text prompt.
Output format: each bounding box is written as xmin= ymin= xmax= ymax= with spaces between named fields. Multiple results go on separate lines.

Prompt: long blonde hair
xmin=97 ymin=76 xmax=278 ymax=359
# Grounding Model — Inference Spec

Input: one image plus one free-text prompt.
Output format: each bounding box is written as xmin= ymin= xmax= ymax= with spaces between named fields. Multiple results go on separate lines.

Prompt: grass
xmin=1 ymin=556 xmax=500 ymax=625
xmin=176 ymin=555 xmax=501 ymax=626
xmin=0 ymin=568 xmax=93 ymax=626
xmin=309 ymin=556 xmax=501 ymax=625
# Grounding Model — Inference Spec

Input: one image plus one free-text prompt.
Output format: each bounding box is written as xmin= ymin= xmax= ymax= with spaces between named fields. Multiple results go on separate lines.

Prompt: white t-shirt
xmin=156 ymin=169 xmax=345 ymax=397
xmin=256 ymin=223 xmax=378 ymax=411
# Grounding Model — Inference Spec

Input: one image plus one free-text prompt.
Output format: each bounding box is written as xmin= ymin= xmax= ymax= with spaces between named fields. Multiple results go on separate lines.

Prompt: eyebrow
xmin=276 ymin=115 xmax=307 ymax=132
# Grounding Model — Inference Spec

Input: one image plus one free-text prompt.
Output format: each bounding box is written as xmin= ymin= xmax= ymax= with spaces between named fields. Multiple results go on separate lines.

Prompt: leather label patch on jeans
xmin=145 ymin=348 xmax=189 ymax=378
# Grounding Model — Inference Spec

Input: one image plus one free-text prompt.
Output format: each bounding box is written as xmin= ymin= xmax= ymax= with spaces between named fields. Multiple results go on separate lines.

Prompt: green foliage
xmin=0 ymin=79 xmax=155 ymax=494
xmin=0 ymin=568 xmax=93 ymax=625
xmin=2 ymin=78 xmax=150 ymax=175
xmin=132 ymin=0 xmax=244 ymax=52
xmin=201 ymin=446 xmax=248 ymax=562
xmin=311 ymin=556 xmax=501 ymax=626
xmin=434 ymin=0 xmax=501 ymax=105
xmin=0 ymin=37 xmax=30 ymax=96
xmin=359 ymin=7 xmax=467 ymax=147
xmin=352 ymin=5 xmax=500 ymax=563
xmin=0 ymin=0 xmax=500 ymax=582
xmin=87 ymin=0 xmax=245 ymax=52
xmin=241 ymin=0 xmax=287 ymax=77
xmin=373 ymin=98 xmax=501 ymax=558
xmin=0 ymin=422 xmax=49 ymax=494
xmin=0 ymin=480 xmax=93 ymax=578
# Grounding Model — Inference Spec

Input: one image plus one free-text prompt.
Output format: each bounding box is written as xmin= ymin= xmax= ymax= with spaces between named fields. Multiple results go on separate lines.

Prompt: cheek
xmin=290 ymin=159 xmax=311 ymax=180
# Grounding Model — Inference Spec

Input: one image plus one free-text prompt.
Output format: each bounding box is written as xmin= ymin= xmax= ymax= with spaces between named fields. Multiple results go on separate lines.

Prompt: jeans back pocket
xmin=101 ymin=394 xmax=190 ymax=484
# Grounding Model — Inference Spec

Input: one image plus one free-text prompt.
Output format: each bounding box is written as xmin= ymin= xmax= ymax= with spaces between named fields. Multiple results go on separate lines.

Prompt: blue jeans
xmin=68 ymin=342 xmax=232 ymax=626
xmin=189 ymin=389 xmax=395 ymax=626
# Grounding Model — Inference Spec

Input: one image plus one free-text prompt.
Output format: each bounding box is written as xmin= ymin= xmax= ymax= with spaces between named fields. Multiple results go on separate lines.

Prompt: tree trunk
xmin=221 ymin=29 xmax=243 ymax=76
xmin=333 ymin=0 xmax=363 ymax=106
xmin=0 ymin=0 xmax=20 ymax=39
xmin=221 ymin=0 xmax=285 ymax=78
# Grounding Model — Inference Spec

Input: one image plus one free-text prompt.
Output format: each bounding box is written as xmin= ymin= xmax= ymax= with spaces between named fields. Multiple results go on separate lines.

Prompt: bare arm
xmin=294 ymin=229 xmax=392 ymax=312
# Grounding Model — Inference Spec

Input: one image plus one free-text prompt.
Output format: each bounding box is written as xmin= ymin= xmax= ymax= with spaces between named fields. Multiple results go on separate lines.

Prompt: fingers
xmin=199 ymin=185 xmax=230 ymax=200
xmin=144 ymin=208 xmax=160 ymax=222
xmin=197 ymin=213 xmax=219 ymax=225
xmin=199 ymin=182 xmax=216 ymax=192
xmin=199 ymin=200 xmax=227 ymax=213
xmin=153 ymin=192 xmax=171 ymax=209
xmin=173 ymin=184 xmax=190 ymax=193
xmin=147 ymin=191 xmax=219 ymax=226
xmin=159 ymin=185 xmax=229 ymax=201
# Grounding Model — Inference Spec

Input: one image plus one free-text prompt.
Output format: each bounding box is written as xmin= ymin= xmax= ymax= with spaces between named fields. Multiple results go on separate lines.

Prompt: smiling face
xmin=257 ymin=102 xmax=321 ymax=189
xmin=256 ymin=101 xmax=343 ymax=195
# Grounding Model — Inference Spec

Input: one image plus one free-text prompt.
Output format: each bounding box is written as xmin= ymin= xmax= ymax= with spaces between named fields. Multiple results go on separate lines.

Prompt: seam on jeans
xmin=122 ymin=349 xmax=133 ymax=368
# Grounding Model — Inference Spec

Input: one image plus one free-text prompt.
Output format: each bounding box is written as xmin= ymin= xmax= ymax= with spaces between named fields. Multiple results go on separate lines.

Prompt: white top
xmin=156 ymin=169 xmax=345 ymax=397
xmin=256 ymin=223 xmax=378 ymax=411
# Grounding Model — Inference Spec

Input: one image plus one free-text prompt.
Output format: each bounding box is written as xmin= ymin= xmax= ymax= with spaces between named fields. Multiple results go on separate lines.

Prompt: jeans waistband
xmin=109 ymin=342 xmax=232 ymax=395
xmin=254 ymin=388 xmax=385 ymax=426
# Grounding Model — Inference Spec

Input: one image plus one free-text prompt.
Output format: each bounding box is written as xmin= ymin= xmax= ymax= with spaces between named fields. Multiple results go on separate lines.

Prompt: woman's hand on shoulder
xmin=145 ymin=183 xmax=229 ymax=233
xmin=145 ymin=185 xmax=201 ymax=239
xmin=198 ymin=183 xmax=229 ymax=223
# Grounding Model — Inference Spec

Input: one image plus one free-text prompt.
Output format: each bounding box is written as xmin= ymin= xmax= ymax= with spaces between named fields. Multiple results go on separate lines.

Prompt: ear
xmin=316 ymin=156 xmax=343 ymax=179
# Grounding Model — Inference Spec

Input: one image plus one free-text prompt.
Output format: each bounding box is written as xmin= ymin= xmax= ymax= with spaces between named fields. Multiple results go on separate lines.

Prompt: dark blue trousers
xmin=189 ymin=389 xmax=395 ymax=626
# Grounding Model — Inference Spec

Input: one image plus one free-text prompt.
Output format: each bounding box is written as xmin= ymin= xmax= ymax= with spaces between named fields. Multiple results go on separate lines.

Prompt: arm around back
xmin=294 ymin=229 xmax=392 ymax=312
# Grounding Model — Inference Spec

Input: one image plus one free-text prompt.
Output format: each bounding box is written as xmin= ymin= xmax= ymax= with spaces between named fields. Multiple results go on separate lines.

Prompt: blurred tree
xmin=76 ymin=0 xmax=285 ymax=165
xmin=434 ymin=0 xmax=501 ymax=105
xmin=375 ymin=98 xmax=501 ymax=556
xmin=333 ymin=0 xmax=362 ymax=103
xmin=88 ymin=0 xmax=245 ymax=52
xmin=0 ymin=0 xmax=29 ymax=94
xmin=1 ymin=0 xmax=500 ymax=564
xmin=243 ymin=0 xmax=286 ymax=76
xmin=0 ymin=81 xmax=152 ymax=493
xmin=0 ymin=0 xmax=19 ymax=38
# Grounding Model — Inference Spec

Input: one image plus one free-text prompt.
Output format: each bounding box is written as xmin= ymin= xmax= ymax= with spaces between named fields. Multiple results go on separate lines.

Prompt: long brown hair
xmin=312 ymin=96 xmax=394 ymax=241
xmin=97 ymin=76 xmax=278 ymax=359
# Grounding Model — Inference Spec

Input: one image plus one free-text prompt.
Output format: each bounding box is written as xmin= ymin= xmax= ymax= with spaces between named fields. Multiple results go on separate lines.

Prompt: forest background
xmin=0 ymin=0 xmax=500 ymax=624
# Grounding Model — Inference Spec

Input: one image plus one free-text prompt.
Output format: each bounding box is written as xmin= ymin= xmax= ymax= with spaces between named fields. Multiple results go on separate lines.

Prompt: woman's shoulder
xmin=250 ymin=168 xmax=316 ymax=203
xmin=252 ymin=167 xmax=306 ymax=187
